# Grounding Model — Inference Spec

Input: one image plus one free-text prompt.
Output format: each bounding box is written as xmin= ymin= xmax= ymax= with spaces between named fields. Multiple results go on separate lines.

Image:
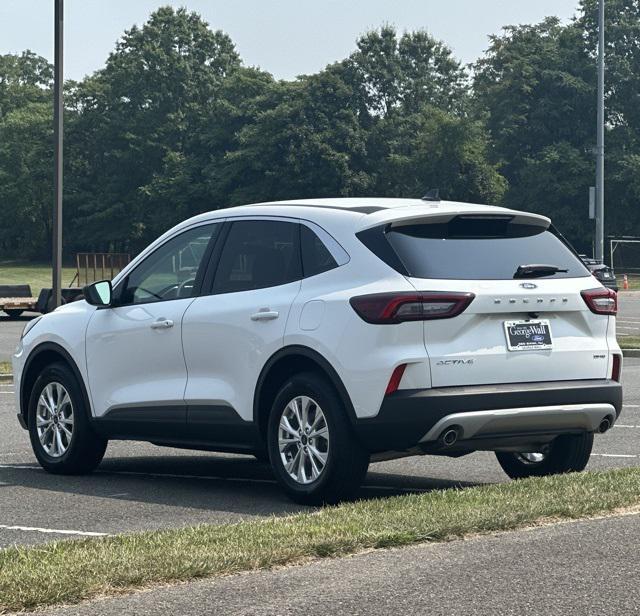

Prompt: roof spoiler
xmin=358 ymin=207 xmax=551 ymax=232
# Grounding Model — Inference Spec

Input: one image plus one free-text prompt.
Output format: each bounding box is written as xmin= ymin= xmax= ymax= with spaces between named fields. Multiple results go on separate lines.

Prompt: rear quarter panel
xmin=284 ymin=260 xmax=431 ymax=419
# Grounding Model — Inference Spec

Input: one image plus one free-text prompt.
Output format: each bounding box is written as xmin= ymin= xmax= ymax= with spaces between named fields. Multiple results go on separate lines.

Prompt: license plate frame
xmin=504 ymin=319 xmax=553 ymax=352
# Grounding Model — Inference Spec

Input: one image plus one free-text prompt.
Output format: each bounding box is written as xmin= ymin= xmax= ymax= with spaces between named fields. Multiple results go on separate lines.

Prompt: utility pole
xmin=595 ymin=0 xmax=605 ymax=262
xmin=52 ymin=0 xmax=64 ymax=308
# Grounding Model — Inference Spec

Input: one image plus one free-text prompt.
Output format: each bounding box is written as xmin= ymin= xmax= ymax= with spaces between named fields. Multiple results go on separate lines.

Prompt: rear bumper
xmin=354 ymin=379 xmax=623 ymax=453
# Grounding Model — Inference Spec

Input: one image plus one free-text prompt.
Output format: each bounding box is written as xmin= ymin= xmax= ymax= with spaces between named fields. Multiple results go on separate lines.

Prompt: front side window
xmin=118 ymin=223 xmax=219 ymax=305
xmin=212 ymin=220 xmax=301 ymax=293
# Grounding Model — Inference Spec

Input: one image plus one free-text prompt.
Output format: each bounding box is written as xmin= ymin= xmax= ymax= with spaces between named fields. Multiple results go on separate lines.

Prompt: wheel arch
xmin=253 ymin=345 xmax=357 ymax=443
xmin=20 ymin=342 xmax=92 ymax=425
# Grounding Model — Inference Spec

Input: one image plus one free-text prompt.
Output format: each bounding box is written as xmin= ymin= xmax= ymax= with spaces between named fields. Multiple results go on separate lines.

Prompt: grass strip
xmin=0 ymin=362 xmax=11 ymax=375
xmin=624 ymin=277 xmax=640 ymax=291
xmin=0 ymin=262 xmax=77 ymax=297
xmin=2 ymin=468 xmax=640 ymax=613
xmin=619 ymin=336 xmax=640 ymax=350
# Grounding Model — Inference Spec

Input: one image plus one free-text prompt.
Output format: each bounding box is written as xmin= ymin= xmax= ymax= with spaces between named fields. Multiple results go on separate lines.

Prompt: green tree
xmin=69 ymin=6 xmax=241 ymax=251
xmin=0 ymin=52 xmax=54 ymax=259
xmin=212 ymin=66 xmax=371 ymax=204
xmin=577 ymin=0 xmax=640 ymax=239
xmin=0 ymin=102 xmax=53 ymax=258
xmin=0 ymin=51 xmax=52 ymax=119
xmin=346 ymin=26 xmax=468 ymax=117
xmin=367 ymin=106 xmax=506 ymax=202
xmin=473 ymin=18 xmax=596 ymax=247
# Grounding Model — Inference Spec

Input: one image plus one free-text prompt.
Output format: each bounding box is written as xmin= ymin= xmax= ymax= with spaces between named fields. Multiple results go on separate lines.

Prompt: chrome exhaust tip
xmin=598 ymin=417 xmax=612 ymax=434
xmin=439 ymin=427 xmax=460 ymax=447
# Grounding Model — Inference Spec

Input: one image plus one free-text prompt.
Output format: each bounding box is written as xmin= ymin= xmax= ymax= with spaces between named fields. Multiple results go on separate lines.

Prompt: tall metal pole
xmin=52 ymin=0 xmax=64 ymax=308
xmin=595 ymin=0 xmax=605 ymax=262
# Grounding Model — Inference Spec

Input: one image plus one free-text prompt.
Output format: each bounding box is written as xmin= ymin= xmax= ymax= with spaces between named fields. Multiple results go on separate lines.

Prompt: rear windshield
xmin=359 ymin=217 xmax=589 ymax=280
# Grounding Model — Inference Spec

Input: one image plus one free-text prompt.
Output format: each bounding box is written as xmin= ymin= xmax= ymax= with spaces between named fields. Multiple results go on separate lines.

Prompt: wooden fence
xmin=73 ymin=253 xmax=131 ymax=286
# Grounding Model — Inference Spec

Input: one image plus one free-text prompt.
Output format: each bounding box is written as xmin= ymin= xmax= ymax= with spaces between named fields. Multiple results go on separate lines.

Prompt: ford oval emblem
xmin=520 ymin=282 xmax=538 ymax=289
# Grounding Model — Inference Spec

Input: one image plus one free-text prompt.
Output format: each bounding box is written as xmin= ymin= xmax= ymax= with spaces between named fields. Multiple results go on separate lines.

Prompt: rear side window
xmin=359 ymin=217 xmax=589 ymax=280
xmin=212 ymin=220 xmax=302 ymax=293
xmin=301 ymin=225 xmax=338 ymax=277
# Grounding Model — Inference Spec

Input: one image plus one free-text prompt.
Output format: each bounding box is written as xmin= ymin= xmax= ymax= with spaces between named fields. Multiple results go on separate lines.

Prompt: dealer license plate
xmin=504 ymin=320 xmax=553 ymax=351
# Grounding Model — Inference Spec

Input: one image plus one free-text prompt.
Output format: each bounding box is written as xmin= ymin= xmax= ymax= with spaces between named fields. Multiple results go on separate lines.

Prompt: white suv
xmin=13 ymin=198 xmax=623 ymax=504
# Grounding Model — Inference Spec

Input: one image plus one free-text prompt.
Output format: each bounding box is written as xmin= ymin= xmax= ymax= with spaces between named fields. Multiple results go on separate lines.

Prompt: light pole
xmin=52 ymin=0 xmax=64 ymax=308
xmin=594 ymin=0 xmax=605 ymax=262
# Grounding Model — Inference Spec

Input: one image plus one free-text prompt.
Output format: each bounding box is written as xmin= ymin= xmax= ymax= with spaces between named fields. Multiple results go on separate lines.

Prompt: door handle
xmin=251 ymin=309 xmax=279 ymax=321
xmin=150 ymin=318 xmax=174 ymax=330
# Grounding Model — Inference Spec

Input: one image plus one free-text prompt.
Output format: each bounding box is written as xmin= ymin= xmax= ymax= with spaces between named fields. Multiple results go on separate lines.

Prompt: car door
xmin=182 ymin=218 xmax=302 ymax=443
xmin=85 ymin=222 xmax=221 ymax=435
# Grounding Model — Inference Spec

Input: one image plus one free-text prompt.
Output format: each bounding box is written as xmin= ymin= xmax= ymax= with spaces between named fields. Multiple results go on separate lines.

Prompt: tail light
xmin=350 ymin=292 xmax=475 ymax=324
xmin=612 ymin=354 xmax=622 ymax=382
xmin=385 ymin=364 xmax=407 ymax=395
xmin=581 ymin=288 xmax=617 ymax=315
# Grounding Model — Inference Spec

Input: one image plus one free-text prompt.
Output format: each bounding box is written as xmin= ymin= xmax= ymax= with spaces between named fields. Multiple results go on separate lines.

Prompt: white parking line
xmin=0 ymin=464 xmax=34 ymax=469
xmin=592 ymin=453 xmax=638 ymax=458
xmin=624 ymin=405 xmax=640 ymax=408
xmin=0 ymin=524 xmax=107 ymax=537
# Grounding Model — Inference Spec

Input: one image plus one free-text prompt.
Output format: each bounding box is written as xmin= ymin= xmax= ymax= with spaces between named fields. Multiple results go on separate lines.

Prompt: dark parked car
xmin=580 ymin=256 xmax=618 ymax=292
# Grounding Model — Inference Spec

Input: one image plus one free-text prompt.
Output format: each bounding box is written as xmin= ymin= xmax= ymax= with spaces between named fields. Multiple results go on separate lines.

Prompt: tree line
xmin=1 ymin=0 xmax=639 ymax=261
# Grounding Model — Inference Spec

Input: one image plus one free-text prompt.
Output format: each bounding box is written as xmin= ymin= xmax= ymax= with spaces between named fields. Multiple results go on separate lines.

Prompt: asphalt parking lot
xmin=618 ymin=292 xmax=640 ymax=342
xmin=0 ymin=294 xmax=639 ymax=550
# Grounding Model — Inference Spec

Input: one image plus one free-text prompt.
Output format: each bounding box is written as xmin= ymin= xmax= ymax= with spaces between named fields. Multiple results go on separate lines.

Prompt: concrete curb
xmin=622 ymin=349 xmax=640 ymax=358
xmin=0 ymin=374 xmax=13 ymax=383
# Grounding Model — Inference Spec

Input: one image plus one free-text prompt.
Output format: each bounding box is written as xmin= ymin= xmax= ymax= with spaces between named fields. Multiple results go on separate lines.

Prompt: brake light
xmin=612 ymin=354 xmax=622 ymax=382
xmin=581 ymin=287 xmax=617 ymax=315
xmin=385 ymin=364 xmax=407 ymax=395
xmin=350 ymin=292 xmax=475 ymax=324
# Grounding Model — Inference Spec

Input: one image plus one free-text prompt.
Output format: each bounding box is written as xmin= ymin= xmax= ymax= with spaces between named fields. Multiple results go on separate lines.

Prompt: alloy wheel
xmin=278 ymin=395 xmax=330 ymax=485
xmin=36 ymin=382 xmax=74 ymax=458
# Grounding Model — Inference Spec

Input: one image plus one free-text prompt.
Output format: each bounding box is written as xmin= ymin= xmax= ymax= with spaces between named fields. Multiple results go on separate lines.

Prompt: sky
xmin=0 ymin=0 xmax=581 ymax=81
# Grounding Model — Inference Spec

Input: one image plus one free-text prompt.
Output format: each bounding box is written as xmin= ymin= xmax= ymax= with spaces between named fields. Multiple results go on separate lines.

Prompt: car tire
xmin=495 ymin=432 xmax=594 ymax=480
xmin=5 ymin=309 xmax=23 ymax=319
xmin=267 ymin=372 xmax=369 ymax=506
xmin=28 ymin=362 xmax=107 ymax=475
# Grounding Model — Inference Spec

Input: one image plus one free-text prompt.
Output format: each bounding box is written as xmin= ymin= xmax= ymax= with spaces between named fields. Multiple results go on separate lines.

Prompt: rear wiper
xmin=513 ymin=264 xmax=569 ymax=279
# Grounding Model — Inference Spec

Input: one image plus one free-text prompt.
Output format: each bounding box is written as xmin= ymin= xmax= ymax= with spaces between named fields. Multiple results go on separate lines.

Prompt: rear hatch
xmin=359 ymin=210 xmax=614 ymax=387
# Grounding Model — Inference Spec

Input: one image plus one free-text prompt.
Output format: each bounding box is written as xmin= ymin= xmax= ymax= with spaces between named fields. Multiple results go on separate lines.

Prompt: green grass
xmin=0 ymin=261 xmax=77 ymax=296
xmin=625 ymin=276 xmax=640 ymax=291
xmin=619 ymin=336 xmax=640 ymax=349
xmin=2 ymin=468 xmax=640 ymax=613
xmin=0 ymin=362 xmax=10 ymax=375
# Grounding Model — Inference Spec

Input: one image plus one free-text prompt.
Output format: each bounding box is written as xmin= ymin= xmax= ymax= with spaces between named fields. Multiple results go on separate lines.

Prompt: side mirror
xmin=83 ymin=280 xmax=113 ymax=307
